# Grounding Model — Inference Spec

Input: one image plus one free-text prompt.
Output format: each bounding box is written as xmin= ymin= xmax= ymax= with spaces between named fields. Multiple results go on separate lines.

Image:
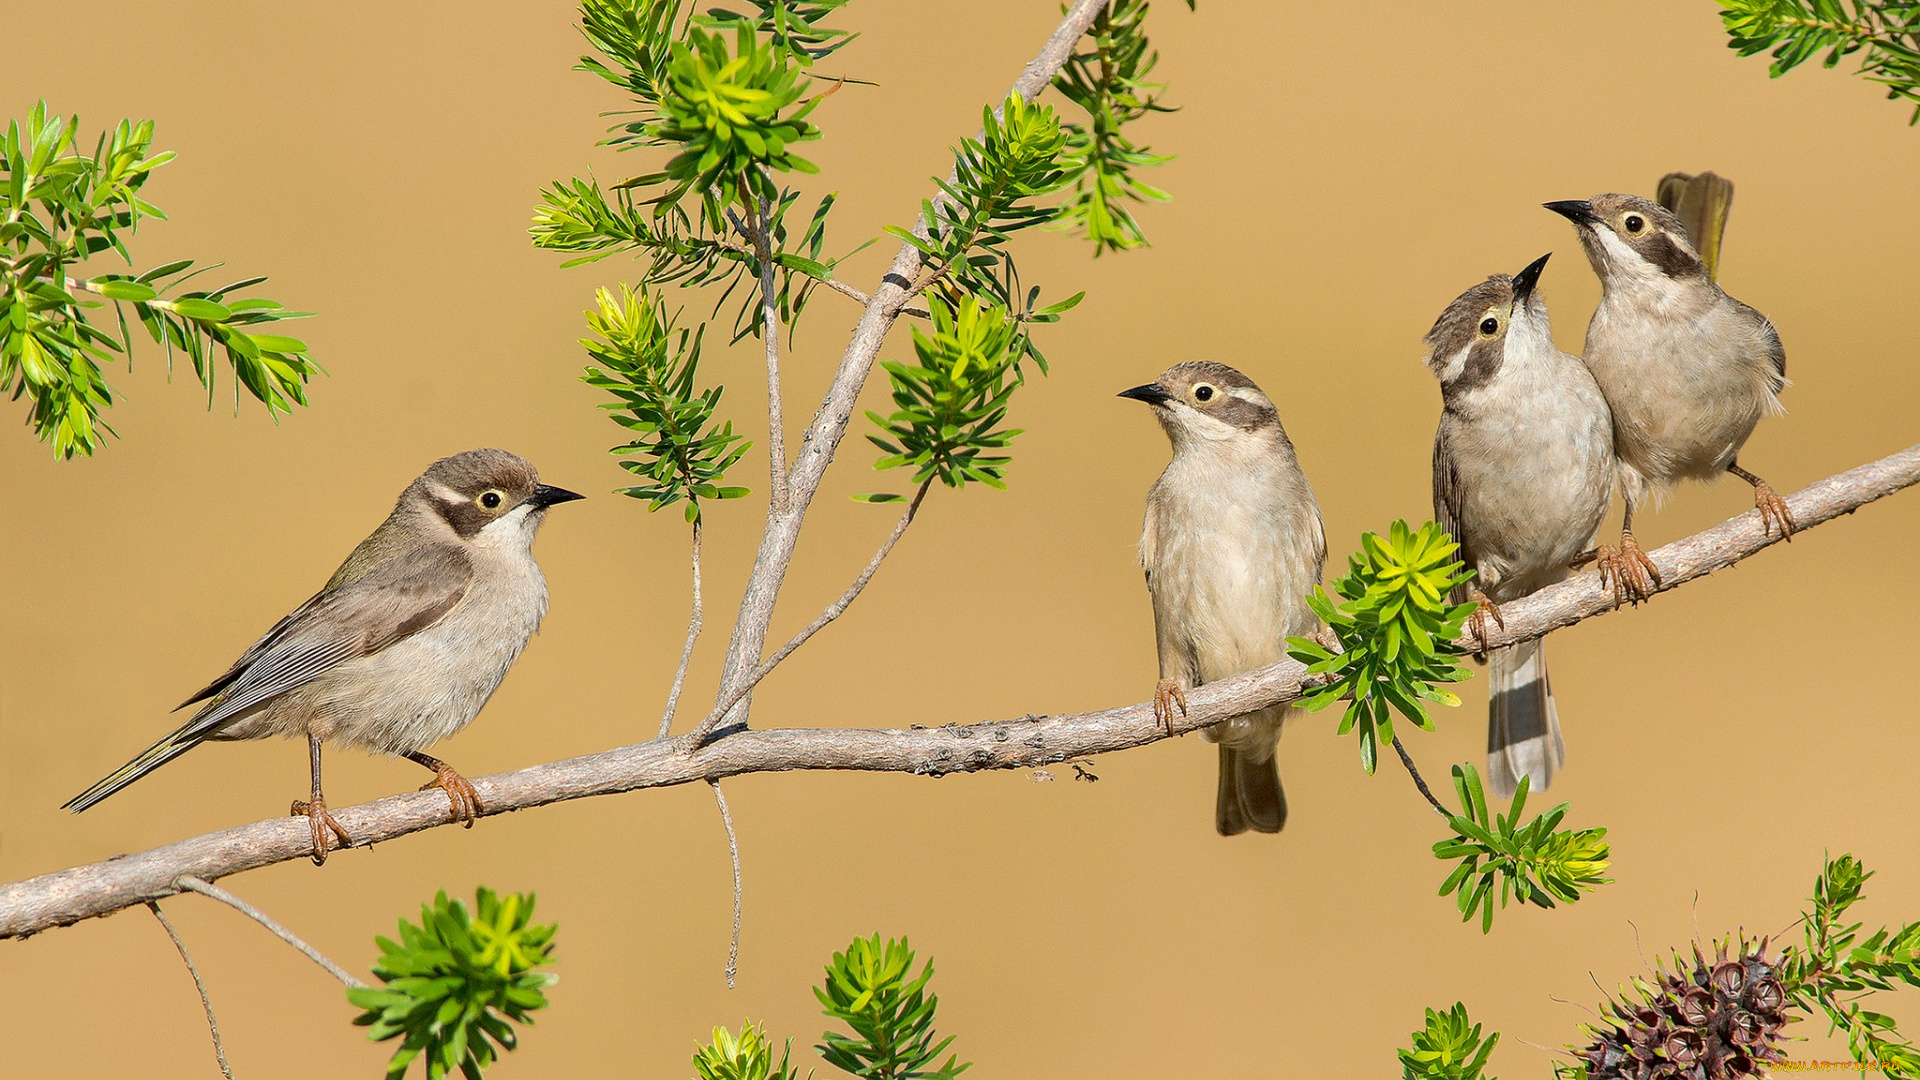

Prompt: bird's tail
xmin=1487 ymin=639 xmax=1566 ymax=799
xmin=62 ymin=718 xmax=210 ymax=813
xmin=1215 ymin=742 xmax=1287 ymax=835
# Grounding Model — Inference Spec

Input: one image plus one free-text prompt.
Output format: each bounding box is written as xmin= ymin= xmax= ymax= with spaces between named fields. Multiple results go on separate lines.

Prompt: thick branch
xmin=706 ymin=0 xmax=1113 ymax=732
xmin=2 ymin=444 xmax=1912 ymax=940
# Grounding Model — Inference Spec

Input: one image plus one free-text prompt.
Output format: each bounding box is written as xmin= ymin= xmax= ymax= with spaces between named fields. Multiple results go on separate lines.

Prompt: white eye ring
xmin=478 ymin=489 xmax=505 ymax=510
xmin=1623 ymin=213 xmax=1646 ymax=234
xmin=1478 ymin=315 xmax=1500 ymax=336
xmin=1191 ymin=383 xmax=1217 ymax=403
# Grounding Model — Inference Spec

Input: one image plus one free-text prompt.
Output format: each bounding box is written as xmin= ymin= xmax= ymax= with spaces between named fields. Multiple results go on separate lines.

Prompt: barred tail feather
xmin=1486 ymin=639 xmax=1566 ymax=799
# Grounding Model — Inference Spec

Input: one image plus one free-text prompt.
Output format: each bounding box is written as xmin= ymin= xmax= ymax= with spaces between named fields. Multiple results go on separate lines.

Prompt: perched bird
xmin=64 ymin=449 xmax=583 ymax=863
xmin=1545 ymin=190 xmax=1790 ymax=602
xmin=1122 ymin=362 xmax=1325 ymax=835
xmin=1425 ymin=254 xmax=1614 ymax=798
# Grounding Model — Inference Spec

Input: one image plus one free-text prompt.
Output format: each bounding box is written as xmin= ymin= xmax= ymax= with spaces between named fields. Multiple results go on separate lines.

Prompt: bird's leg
xmin=290 ymin=732 xmax=352 ymax=866
xmin=405 ymin=751 xmax=482 ymax=827
xmin=1593 ymin=498 xmax=1661 ymax=606
xmin=1465 ymin=592 xmax=1505 ymax=659
xmin=1152 ymin=679 xmax=1188 ymax=734
xmin=1729 ymin=459 xmax=1796 ymax=540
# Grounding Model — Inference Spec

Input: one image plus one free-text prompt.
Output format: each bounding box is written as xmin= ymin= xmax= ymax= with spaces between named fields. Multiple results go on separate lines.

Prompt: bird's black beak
xmin=1118 ymin=383 xmax=1172 ymax=405
xmin=1543 ymin=199 xmax=1599 ymax=226
xmin=1511 ymin=252 xmax=1551 ymax=302
xmin=527 ymin=484 xmax=585 ymax=509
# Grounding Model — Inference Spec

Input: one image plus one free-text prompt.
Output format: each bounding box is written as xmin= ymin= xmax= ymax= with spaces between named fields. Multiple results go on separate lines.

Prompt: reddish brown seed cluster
xmin=1576 ymin=936 xmax=1790 ymax=1079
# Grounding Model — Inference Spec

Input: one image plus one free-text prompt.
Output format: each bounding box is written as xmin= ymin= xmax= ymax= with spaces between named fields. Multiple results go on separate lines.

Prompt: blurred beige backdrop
xmin=4 ymin=2 xmax=1919 ymax=1077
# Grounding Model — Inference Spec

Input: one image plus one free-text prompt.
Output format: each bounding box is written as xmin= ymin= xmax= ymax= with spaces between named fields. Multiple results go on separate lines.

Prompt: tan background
xmin=4 ymin=2 xmax=1919 ymax=1076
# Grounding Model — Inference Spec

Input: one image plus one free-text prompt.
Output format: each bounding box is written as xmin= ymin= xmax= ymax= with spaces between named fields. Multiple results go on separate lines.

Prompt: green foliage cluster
xmin=580 ymin=284 xmax=750 ymax=519
xmin=348 ymin=889 xmax=557 ymax=1080
xmin=861 ymin=293 xmax=1058 ymax=500
xmin=1403 ymin=856 xmax=1920 ymax=1079
xmin=1287 ymin=520 xmax=1477 ymax=775
xmin=692 ymin=935 xmax=968 ymax=1080
xmin=886 ymin=94 xmax=1078 ymax=369
xmin=0 ymin=102 xmax=315 ymax=457
xmin=1720 ymin=0 xmax=1920 ymax=122
xmin=1435 ymin=765 xmax=1610 ymax=934
xmin=1777 ymin=854 xmax=1920 ymax=1074
xmin=646 ymin=24 xmax=822 ymax=209
xmin=1399 ymin=1003 xmax=1499 ymax=1080
xmin=1051 ymin=0 xmax=1178 ymax=253
xmin=692 ymin=1023 xmax=801 ymax=1080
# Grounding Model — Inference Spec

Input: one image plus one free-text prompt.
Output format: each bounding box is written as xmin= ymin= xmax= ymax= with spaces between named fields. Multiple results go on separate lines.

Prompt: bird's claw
xmin=1595 ymin=532 xmax=1661 ymax=607
xmin=1754 ymin=482 xmax=1797 ymax=540
xmin=1152 ymin=679 xmax=1188 ymax=734
xmin=291 ymin=798 xmax=353 ymax=866
xmin=420 ymin=766 xmax=483 ymax=828
xmin=1466 ymin=594 xmax=1505 ymax=658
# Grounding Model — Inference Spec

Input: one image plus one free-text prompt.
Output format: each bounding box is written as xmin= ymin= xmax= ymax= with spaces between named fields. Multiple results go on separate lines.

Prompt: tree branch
xmin=147 ymin=900 xmax=236 ymax=1080
xmin=705 ymin=0 xmax=1114 ymax=735
xmin=3 ymin=443 xmax=1912 ymax=941
xmin=659 ymin=518 xmax=704 ymax=739
xmin=743 ymin=186 xmax=791 ymax=512
xmin=173 ymin=875 xmax=366 ymax=989
xmin=709 ymin=779 xmax=742 ymax=989
xmin=691 ymin=477 xmax=934 ymax=744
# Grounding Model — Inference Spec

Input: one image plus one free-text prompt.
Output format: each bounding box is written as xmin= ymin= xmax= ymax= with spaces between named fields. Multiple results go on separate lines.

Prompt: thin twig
xmin=2 ymin=445 xmax=1914 ymax=940
xmin=1391 ymin=736 xmax=1449 ymax=818
xmin=173 ymin=875 xmax=366 ymax=989
xmin=147 ymin=901 xmax=236 ymax=1080
xmin=692 ymin=478 xmax=934 ymax=744
xmin=742 ymin=184 xmax=790 ymax=513
xmin=659 ymin=518 xmax=705 ymax=739
xmin=705 ymin=0 xmax=1115 ymax=737
xmin=709 ymin=779 xmax=742 ymax=989
xmin=813 ymin=275 xmax=930 ymax=319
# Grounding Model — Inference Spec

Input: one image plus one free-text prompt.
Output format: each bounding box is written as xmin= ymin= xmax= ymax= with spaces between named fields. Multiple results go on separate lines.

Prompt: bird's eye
xmin=1479 ymin=316 xmax=1500 ymax=336
xmin=478 ymin=490 xmax=504 ymax=510
xmin=1191 ymin=383 xmax=1216 ymax=403
xmin=1623 ymin=214 xmax=1645 ymax=234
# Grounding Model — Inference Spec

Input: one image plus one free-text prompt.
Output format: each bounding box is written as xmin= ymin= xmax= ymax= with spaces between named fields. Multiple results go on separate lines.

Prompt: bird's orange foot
xmin=1466 ymin=593 xmax=1505 ymax=658
xmin=290 ymin=798 xmax=352 ymax=866
xmin=1754 ymin=481 xmax=1797 ymax=540
xmin=1596 ymin=532 xmax=1661 ymax=607
xmin=1152 ymin=679 xmax=1189 ymax=734
xmin=420 ymin=764 xmax=482 ymax=828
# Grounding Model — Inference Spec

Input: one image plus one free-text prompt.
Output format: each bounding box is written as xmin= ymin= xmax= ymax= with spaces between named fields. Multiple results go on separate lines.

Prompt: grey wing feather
xmin=1432 ymin=427 xmax=1473 ymax=607
xmin=181 ymin=544 xmax=475 ymax=736
xmin=63 ymin=544 xmax=474 ymax=813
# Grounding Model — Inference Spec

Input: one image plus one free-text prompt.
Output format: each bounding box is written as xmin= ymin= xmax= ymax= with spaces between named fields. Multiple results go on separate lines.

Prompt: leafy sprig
xmin=0 ymin=102 xmax=316 ymax=457
xmin=862 ymin=293 xmax=1035 ymax=500
xmin=1399 ymin=1003 xmax=1499 ymax=1080
xmin=1777 ymin=854 xmax=1920 ymax=1073
xmin=643 ymin=23 xmax=823 ymax=211
xmin=1719 ymin=0 xmax=1920 ymax=123
xmin=887 ymin=93 xmax=1071 ymax=326
xmin=1051 ymin=0 xmax=1177 ymax=253
xmin=693 ymin=1023 xmax=802 ymax=1080
xmin=1434 ymin=765 xmax=1611 ymax=933
xmin=1286 ymin=520 xmax=1477 ymax=774
xmin=580 ymin=284 xmax=749 ymax=520
xmin=348 ymin=888 xmax=557 ymax=1080
xmin=814 ymin=934 xmax=969 ymax=1080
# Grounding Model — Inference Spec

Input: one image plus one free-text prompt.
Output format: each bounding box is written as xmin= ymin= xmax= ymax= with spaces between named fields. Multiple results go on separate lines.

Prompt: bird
xmin=64 ymin=448 xmax=583 ymax=864
xmin=1545 ymin=190 xmax=1790 ymax=603
xmin=1424 ymin=253 xmax=1615 ymax=798
xmin=1121 ymin=361 xmax=1326 ymax=835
